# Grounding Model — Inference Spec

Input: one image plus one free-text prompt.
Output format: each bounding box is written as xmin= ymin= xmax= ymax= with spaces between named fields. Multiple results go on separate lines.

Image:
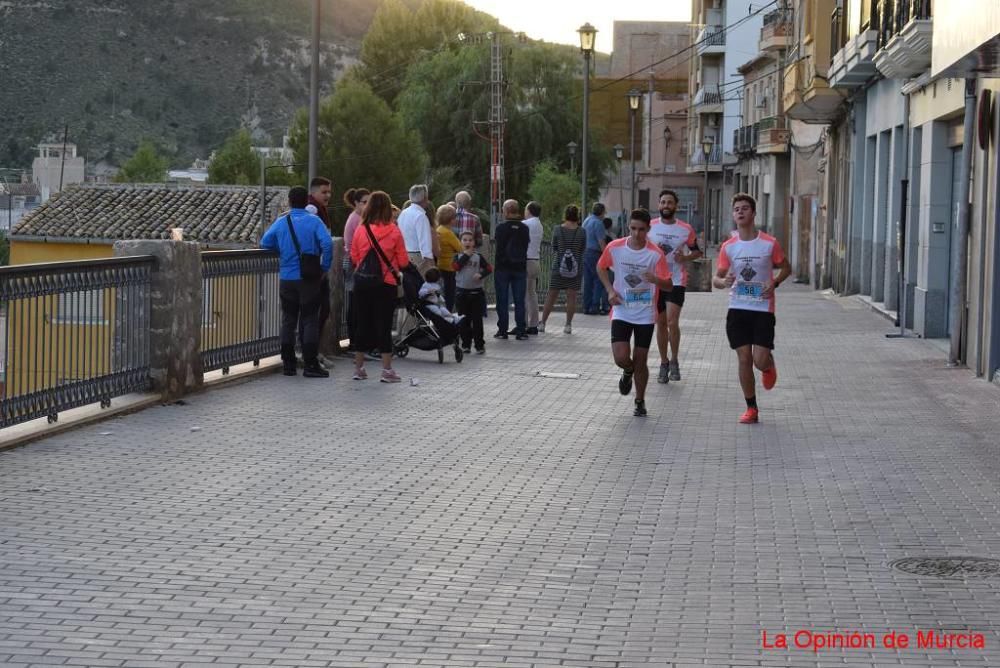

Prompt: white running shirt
xmin=597 ymin=238 xmax=671 ymax=325
xmin=648 ymin=218 xmax=697 ymax=287
xmin=717 ymin=231 xmax=786 ymax=313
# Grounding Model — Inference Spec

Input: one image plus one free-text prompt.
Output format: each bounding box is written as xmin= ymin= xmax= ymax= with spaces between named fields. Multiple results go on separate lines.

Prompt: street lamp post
xmin=567 ymin=141 xmax=578 ymax=174
xmin=307 ymin=0 xmax=320 ymax=183
xmin=627 ymin=88 xmax=641 ymax=212
xmin=577 ymin=23 xmax=597 ymax=213
xmin=613 ymin=144 xmax=624 ymax=236
xmin=701 ymin=136 xmax=715 ymax=246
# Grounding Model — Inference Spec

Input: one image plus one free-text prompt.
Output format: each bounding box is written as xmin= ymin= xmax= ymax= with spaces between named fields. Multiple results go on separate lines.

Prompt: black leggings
xmin=352 ymin=283 xmax=397 ymax=353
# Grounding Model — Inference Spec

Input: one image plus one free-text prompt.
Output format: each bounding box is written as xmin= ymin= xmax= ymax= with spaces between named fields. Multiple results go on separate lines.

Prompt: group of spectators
xmin=261 ymin=179 xmax=624 ymax=380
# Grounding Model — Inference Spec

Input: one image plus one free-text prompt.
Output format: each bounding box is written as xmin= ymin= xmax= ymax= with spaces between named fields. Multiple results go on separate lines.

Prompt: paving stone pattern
xmin=2 ymin=286 xmax=1000 ymax=667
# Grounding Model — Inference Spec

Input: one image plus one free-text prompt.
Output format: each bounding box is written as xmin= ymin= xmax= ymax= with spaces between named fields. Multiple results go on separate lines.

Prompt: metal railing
xmin=694 ymin=85 xmax=723 ymax=107
xmin=831 ymin=6 xmax=846 ymax=60
xmin=200 ymin=249 xmax=281 ymax=374
xmin=696 ymin=25 xmax=726 ymax=53
xmin=0 ymin=256 xmax=153 ymax=428
xmin=876 ymin=0 xmax=932 ymax=48
xmin=689 ymin=145 xmax=724 ymax=167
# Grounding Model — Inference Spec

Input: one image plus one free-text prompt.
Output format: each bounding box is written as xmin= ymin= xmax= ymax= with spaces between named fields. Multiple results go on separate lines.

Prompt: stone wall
xmin=114 ymin=240 xmax=203 ymax=399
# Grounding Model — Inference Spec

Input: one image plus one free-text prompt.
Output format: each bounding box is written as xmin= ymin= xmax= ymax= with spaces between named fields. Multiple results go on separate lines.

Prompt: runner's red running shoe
xmin=762 ymin=363 xmax=777 ymax=390
xmin=739 ymin=407 xmax=759 ymax=424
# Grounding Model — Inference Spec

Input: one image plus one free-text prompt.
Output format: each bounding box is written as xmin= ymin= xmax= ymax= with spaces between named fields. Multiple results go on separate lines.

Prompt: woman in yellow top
xmin=435 ymin=204 xmax=464 ymax=311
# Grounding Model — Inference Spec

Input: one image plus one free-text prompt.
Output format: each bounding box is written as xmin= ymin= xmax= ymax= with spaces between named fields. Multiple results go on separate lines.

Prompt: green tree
xmin=0 ymin=231 xmax=10 ymax=266
xmin=288 ymin=77 xmax=427 ymax=233
xmin=358 ymin=0 xmax=496 ymax=106
xmin=114 ymin=141 xmax=168 ymax=183
xmin=397 ymin=40 xmax=614 ymax=211
xmin=207 ymin=129 xmax=261 ymax=185
xmin=527 ymin=162 xmax=580 ymax=235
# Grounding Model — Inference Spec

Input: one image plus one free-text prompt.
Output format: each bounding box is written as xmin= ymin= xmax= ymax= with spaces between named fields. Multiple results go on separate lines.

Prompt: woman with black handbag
xmin=349 ymin=191 xmax=410 ymax=383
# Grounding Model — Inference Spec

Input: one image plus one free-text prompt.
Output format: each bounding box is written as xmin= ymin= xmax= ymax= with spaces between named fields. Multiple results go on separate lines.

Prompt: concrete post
xmin=323 ymin=238 xmax=346 ymax=355
xmin=113 ymin=240 xmax=203 ymax=399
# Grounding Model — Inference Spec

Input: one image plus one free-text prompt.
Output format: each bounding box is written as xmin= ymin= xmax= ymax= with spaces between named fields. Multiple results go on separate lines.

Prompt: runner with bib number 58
xmin=597 ymin=209 xmax=673 ymax=417
xmin=713 ymin=193 xmax=791 ymax=424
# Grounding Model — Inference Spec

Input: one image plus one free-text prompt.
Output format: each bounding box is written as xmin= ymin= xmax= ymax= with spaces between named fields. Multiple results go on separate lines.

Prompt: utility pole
xmin=489 ymin=31 xmax=506 ymax=229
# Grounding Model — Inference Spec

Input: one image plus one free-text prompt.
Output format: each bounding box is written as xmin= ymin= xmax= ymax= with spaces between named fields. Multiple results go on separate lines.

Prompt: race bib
xmin=735 ymin=281 xmax=765 ymax=301
xmin=625 ymin=288 xmax=652 ymax=306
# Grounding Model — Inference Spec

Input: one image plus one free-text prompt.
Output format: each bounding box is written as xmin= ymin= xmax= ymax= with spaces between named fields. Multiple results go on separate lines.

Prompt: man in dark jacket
xmin=306 ymin=177 xmax=334 ymax=366
xmin=492 ymin=199 xmax=530 ymax=340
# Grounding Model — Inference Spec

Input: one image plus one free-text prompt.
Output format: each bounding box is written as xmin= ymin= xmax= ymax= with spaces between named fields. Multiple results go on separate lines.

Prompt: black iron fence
xmin=875 ymin=0 xmax=932 ymax=49
xmin=200 ymin=249 xmax=281 ymax=374
xmin=0 ymin=256 xmax=153 ymax=428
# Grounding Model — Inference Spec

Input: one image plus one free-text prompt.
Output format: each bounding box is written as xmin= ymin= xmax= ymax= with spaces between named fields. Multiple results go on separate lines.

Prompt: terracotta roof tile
xmin=11 ymin=183 xmax=288 ymax=244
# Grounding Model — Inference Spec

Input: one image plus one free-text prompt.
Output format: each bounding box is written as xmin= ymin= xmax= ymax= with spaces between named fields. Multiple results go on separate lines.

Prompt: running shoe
xmin=669 ymin=360 xmax=681 ymax=381
xmin=633 ymin=399 xmax=647 ymax=417
xmin=739 ymin=407 xmax=759 ymax=424
xmin=538 ymin=321 xmax=546 ymax=333
xmin=380 ymin=368 xmax=402 ymax=383
xmin=657 ymin=362 xmax=670 ymax=384
xmin=352 ymin=367 xmax=367 ymax=380
xmin=563 ymin=324 xmax=572 ymax=334
xmin=762 ymin=363 xmax=777 ymax=390
xmin=618 ymin=368 xmax=634 ymax=396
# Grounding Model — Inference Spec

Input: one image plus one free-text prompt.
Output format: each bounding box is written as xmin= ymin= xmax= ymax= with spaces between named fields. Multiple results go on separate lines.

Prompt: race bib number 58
xmin=736 ymin=282 xmax=764 ymax=301
xmin=625 ymin=288 xmax=652 ymax=306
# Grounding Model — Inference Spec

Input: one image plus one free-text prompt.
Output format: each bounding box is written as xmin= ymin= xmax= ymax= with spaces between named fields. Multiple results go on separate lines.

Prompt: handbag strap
xmin=363 ymin=222 xmax=398 ymax=276
xmin=285 ymin=214 xmax=303 ymax=256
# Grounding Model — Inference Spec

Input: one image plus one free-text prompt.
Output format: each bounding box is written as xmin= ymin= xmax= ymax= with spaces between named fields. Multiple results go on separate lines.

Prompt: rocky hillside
xmin=0 ymin=0 xmax=407 ymax=168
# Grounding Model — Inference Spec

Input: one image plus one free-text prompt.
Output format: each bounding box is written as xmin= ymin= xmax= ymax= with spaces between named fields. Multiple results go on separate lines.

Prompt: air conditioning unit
xmin=755 ymin=94 xmax=768 ymax=109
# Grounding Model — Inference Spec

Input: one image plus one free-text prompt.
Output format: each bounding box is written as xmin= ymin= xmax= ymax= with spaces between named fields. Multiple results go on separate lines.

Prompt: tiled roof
xmin=2 ymin=183 xmax=40 ymax=197
xmin=11 ymin=183 xmax=288 ymax=244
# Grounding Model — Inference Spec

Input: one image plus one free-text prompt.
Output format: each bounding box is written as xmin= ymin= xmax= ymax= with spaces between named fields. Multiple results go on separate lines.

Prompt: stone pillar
xmin=114 ymin=240 xmax=203 ymax=399
xmin=686 ymin=257 xmax=713 ymax=292
xmin=323 ymin=238 xmax=346 ymax=355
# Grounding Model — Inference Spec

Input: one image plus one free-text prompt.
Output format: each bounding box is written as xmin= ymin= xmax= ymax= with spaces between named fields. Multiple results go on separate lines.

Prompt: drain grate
xmin=891 ymin=557 xmax=1000 ymax=579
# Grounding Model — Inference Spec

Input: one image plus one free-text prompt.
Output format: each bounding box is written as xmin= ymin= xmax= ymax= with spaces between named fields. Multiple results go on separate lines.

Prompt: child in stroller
xmin=393 ymin=265 xmax=465 ymax=363
xmin=418 ymin=268 xmax=465 ymax=325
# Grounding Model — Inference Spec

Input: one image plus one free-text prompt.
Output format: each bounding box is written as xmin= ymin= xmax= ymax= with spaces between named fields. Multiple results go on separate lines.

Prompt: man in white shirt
xmin=397 ymin=184 xmax=434 ymax=276
xmin=522 ymin=201 xmax=544 ymax=335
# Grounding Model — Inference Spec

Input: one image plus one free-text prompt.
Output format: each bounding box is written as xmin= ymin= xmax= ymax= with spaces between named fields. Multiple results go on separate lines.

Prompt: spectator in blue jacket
xmin=261 ymin=186 xmax=333 ymax=378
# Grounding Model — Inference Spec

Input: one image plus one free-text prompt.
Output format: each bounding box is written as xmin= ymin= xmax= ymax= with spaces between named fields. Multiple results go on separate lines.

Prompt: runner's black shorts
xmin=611 ymin=319 xmax=655 ymax=349
xmin=656 ymin=285 xmax=686 ymax=311
xmin=726 ymin=308 xmax=776 ymax=350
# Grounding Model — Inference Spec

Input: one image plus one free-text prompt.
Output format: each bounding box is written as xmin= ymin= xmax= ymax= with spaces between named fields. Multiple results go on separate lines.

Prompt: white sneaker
xmin=538 ymin=321 xmax=546 ymax=333
xmin=563 ymin=324 xmax=572 ymax=334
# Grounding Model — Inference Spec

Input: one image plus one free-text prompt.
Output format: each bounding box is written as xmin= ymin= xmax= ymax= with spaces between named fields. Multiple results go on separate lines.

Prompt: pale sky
xmin=461 ymin=0 xmax=691 ymax=53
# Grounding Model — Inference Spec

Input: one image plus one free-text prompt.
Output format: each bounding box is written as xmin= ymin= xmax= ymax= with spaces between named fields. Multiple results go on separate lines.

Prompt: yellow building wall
xmin=10 ymin=240 xmax=114 ymax=265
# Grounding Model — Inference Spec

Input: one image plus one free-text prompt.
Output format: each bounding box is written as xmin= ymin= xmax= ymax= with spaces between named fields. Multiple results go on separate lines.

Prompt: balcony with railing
xmin=692 ymin=85 xmax=724 ymax=114
xmin=783 ymin=57 xmax=844 ymax=122
xmin=873 ymin=0 xmax=933 ymax=79
xmin=760 ymin=9 xmax=792 ymax=52
xmin=756 ymin=116 xmax=791 ymax=153
xmin=688 ymin=144 xmax=724 ymax=172
xmin=829 ymin=5 xmax=880 ymax=88
xmin=733 ymin=124 xmax=760 ymax=156
xmin=696 ymin=25 xmax=726 ymax=56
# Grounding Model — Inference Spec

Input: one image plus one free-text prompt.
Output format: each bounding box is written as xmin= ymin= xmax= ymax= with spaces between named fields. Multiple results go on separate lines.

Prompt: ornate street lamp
xmin=701 ymin=136 xmax=715 ymax=245
xmin=627 ymin=88 xmax=642 ymax=212
xmin=578 ymin=22 xmax=597 ymax=213
xmin=567 ymin=141 xmax=578 ymax=174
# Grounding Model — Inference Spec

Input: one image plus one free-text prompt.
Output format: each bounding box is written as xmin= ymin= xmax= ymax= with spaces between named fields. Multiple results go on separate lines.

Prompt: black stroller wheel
xmin=395 ymin=345 xmax=409 ymax=358
xmin=454 ymin=345 xmax=464 ymax=363
xmin=437 ymin=346 xmax=444 ymax=364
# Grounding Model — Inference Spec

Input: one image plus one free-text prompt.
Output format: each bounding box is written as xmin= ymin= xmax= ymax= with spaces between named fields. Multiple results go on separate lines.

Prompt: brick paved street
xmin=3 ymin=285 xmax=1000 ymax=667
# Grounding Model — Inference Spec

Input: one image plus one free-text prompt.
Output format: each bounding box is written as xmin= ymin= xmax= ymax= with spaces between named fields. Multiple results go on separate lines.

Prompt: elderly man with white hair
xmin=452 ymin=190 xmax=484 ymax=248
xmin=397 ymin=184 xmax=435 ymax=275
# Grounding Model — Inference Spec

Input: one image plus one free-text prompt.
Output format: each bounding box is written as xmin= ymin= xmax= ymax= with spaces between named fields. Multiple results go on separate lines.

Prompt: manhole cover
xmin=891 ymin=557 xmax=1000 ymax=579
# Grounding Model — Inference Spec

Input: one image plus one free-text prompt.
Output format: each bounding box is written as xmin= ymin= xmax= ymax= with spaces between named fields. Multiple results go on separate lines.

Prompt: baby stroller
xmin=393 ymin=264 xmax=464 ymax=364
